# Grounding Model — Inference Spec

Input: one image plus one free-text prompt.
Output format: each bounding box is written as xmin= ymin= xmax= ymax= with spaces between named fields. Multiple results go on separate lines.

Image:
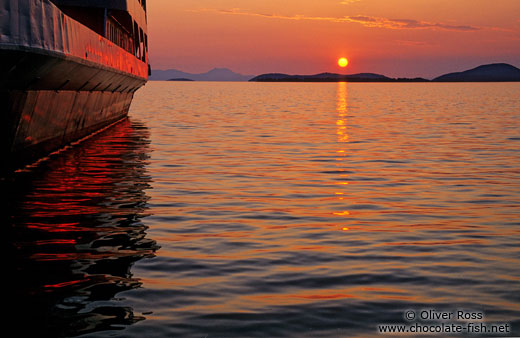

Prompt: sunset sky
xmin=148 ymin=0 xmax=520 ymax=78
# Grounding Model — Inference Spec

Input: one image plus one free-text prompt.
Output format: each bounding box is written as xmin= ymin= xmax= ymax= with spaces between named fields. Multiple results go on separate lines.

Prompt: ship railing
xmin=106 ymin=16 xmax=134 ymax=55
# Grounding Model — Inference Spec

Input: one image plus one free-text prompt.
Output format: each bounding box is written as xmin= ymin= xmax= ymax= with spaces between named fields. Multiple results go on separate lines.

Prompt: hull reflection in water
xmin=3 ymin=118 xmax=159 ymax=337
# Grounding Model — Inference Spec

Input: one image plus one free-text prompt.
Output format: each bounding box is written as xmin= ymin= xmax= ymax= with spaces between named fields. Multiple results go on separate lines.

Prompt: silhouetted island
xmin=250 ymin=72 xmax=428 ymax=82
xmin=151 ymin=68 xmax=254 ymax=81
xmin=168 ymin=78 xmax=194 ymax=81
xmin=250 ymin=63 xmax=520 ymax=82
xmin=432 ymin=63 xmax=520 ymax=82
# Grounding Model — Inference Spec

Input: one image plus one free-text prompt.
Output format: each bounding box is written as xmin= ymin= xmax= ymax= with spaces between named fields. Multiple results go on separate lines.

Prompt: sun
xmin=338 ymin=57 xmax=349 ymax=68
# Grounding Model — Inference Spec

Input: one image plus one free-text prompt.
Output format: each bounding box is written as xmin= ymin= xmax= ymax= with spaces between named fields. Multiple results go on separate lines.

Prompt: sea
xmin=4 ymin=82 xmax=520 ymax=337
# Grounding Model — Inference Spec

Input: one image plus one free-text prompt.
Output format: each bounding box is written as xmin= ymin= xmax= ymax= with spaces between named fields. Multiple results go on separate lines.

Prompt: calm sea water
xmin=4 ymin=82 xmax=520 ymax=337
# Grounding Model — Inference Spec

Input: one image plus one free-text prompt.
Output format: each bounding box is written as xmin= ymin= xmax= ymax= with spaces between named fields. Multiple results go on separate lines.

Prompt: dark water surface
xmin=4 ymin=82 xmax=520 ymax=337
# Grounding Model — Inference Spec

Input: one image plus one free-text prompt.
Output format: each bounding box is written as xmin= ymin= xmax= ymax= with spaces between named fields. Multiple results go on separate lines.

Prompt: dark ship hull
xmin=1 ymin=0 xmax=149 ymax=172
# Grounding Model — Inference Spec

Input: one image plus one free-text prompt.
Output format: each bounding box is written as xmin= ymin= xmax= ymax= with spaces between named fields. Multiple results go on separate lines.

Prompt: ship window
xmin=139 ymin=28 xmax=145 ymax=61
xmin=104 ymin=10 xmax=135 ymax=55
xmin=134 ymin=21 xmax=141 ymax=59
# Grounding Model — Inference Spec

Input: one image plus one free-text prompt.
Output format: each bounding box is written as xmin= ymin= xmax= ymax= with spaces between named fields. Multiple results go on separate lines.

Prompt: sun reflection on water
xmin=333 ymin=82 xmax=351 ymax=221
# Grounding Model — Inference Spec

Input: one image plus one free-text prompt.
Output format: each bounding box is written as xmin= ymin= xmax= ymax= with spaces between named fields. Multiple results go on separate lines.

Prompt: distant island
xmin=250 ymin=72 xmax=428 ymax=82
xmin=150 ymin=68 xmax=254 ymax=81
xmin=250 ymin=63 xmax=520 ymax=83
xmin=150 ymin=63 xmax=520 ymax=82
xmin=432 ymin=63 xmax=520 ymax=82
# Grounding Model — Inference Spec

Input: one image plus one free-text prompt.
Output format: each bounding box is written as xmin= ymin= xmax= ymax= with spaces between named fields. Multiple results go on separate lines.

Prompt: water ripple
xmin=5 ymin=82 xmax=520 ymax=337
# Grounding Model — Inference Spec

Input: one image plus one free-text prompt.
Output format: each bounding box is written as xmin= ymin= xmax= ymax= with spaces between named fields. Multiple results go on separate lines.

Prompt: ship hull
xmin=1 ymin=0 xmax=148 ymax=172
xmin=2 ymin=88 xmax=134 ymax=172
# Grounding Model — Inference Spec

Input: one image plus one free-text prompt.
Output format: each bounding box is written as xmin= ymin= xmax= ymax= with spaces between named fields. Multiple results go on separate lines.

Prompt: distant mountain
xmin=433 ymin=63 xmax=520 ymax=82
xmin=250 ymin=72 xmax=427 ymax=82
xmin=150 ymin=68 xmax=254 ymax=81
xmin=249 ymin=63 xmax=520 ymax=82
xmin=151 ymin=63 xmax=520 ymax=82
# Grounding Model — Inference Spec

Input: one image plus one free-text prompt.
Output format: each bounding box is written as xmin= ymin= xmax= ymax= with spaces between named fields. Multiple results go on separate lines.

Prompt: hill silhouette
xmin=433 ymin=63 xmax=520 ymax=82
xmin=249 ymin=63 xmax=520 ymax=82
xmin=250 ymin=72 xmax=427 ymax=82
xmin=150 ymin=68 xmax=254 ymax=81
xmin=151 ymin=63 xmax=520 ymax=82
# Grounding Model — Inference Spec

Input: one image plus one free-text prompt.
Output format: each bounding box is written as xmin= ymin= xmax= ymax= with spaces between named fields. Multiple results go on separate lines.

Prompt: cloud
xmin=339 ymin=0 xmax=362 ymax=4
xmin=191 ymin=8 xmax=480 ymax=32
xmin=349 ymin=17 xmax=479 ymax=31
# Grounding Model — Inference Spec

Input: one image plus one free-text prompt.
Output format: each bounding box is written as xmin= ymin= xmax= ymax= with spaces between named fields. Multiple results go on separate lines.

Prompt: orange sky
xmin=148 ymin=0 xmax=520 ymax=78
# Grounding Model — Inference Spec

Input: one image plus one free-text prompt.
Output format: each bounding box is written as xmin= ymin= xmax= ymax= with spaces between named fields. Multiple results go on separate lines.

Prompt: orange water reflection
xmin=4 ymin=118 xmax=158 ymax=337
xmin=99 ymin=82 xmax=520 ymax=336
xmin=336 ymin=82 xmax=349 ymax=143
xmin=333 ymin=82 xmax=351 ymax=222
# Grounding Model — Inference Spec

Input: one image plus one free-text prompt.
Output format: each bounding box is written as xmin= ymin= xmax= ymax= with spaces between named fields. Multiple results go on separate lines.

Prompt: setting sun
xmin=338 ymin=57 xmax=349 ymax=68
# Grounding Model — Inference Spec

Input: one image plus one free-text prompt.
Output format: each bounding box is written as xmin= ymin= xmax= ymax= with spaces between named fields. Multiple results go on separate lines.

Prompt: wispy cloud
xmin=350 ymin=17 xmax=479 ymax=31
xmin=339 ymin=0 xmax=362 ymax=4
xmin=191 ymin=8 xmax=480 ymax=32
